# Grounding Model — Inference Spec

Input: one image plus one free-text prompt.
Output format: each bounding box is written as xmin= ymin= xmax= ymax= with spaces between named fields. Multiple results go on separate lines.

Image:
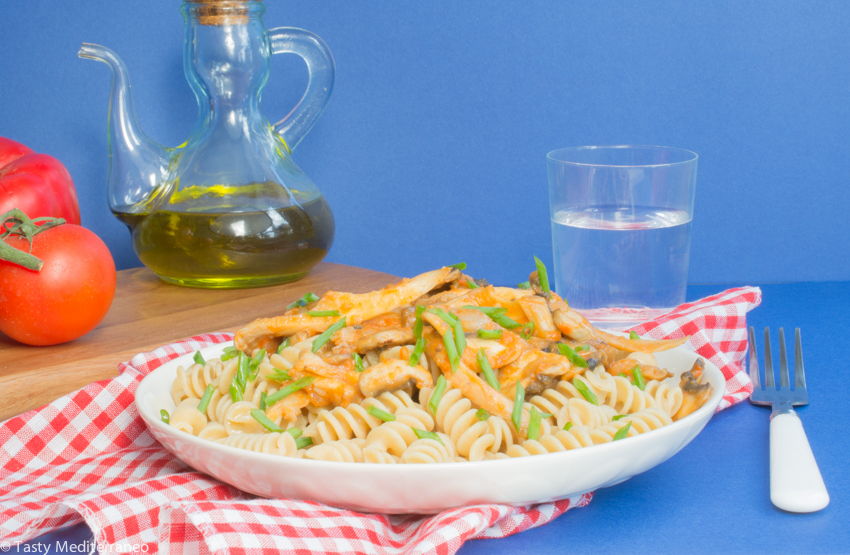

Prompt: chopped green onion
xmin=307 ymin=310 xmax=341 ymax=317
xmin=160 ymin=409 xmax=170 ymax=424
xmin=612 ymin=414 xmax=627 ymax=421
xmin=492 ymin=314 xmax=522 ymax=329
xmin=259 ymin=391 xmax=267 ymax=411
xmin=193 ymin=351 xmax=205 ymax=366
xmin=248 ymin=349 xmax=266 ymax=381
xmin=632 ymin=365 xmax=646 ymax=391
xmin=251 ymin=408 xmax=284 ymax=433
xmin=572 ymin=378 xmax=598 ymax=406
xmin=267 ymin=369 xmax=292 ymax=383
xmin=463 ymin=306 xmax=523 ymax=329
xmin=265 ymin=376 xmax=315 ymax=406
xmin=527 ymin=406 xmax=542 ymax=441
xmin=353 ymin=352 xmax=364 ymax=372
xmin=477 ymin=329 xmax=502 ymax=340
xmin=286 ymin=292 xmax=320 ymax=310
xmin=447 ymin=262 xmax=467 ymax=270
xmin=412 ymin=428 xmax=444 ymax=444
xmin=462 ymin=305 xmax=507 ymax=316
xmin=198 ymin=384 xmax=215 ymax=413
xmin=453 ymin=318 xmax=466 ymax=356
xmin=220 ymin=346 xmax=239 ymax=361
xmin=412 ymin=305 xmax=426 ymax=341
xmin=428 ymin=307 xmax=459 ymax=327
xmin=466 ymin=278 xmax=478 ymax=289
xmin=574 ymin=345 xmax=589 ymax=352
xmin=312 ymin=317 xmax=346 ymax=353
xmin=557 ymin=343 xmax=589 ymax=368
xmin=613 ymin=422 xmax=632 ymax=441
xmin=533 ymin=255 xmax=550 ymax=294
xmin=517 ymin=281 xmax=531 ymax=290
xmin=429 ymin=375 xmax=447 ymax=414
xmin=286 ymin=427 xmax=303 ymax=439
xmin=563 ymin=422 xmax=573 ymax=431
xmin=443 ymin=328 xmax=459 ymax=372
xmin=408 ymin=338 xmax=426 ymax=367
xmin=477 ymin=348 xmax=501 ymax=391
xmin=512 ymin=382 xmax=524 ymax=432
xmin=476 ymin=408 xmax=490 ymax=421
xmin=366 ymin=405 xmax=396 ymax=422
xmin=539 ymin=412 xmax=553 ymax=419
xmin=296 ymin=436 xmax=314 ymax=449
xmin=629 ymin=331 xmax=640 ymax=340
xmin=520 ymin=321 xmax=535 ymax=340
xmin=237 ymin=352 xmax=250 ymax=388
xmin=277 ymin=337 xmax=290 ymax=354
xmin=229 ymin=382 xmax=243 ymax=402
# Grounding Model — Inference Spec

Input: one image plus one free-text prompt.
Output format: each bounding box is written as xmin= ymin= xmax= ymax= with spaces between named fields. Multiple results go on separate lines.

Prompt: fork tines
xmin=748 ymin=326 xmax=808 ymax=406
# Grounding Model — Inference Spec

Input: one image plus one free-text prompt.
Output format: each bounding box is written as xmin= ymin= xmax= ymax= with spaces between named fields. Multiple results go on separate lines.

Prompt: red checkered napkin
xmin=0 ymin=286 xmax=760 ymax=555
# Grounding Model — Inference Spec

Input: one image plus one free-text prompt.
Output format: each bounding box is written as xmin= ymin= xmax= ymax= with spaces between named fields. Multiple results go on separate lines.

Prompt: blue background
xmin=1 ymin=0 xmax=848 ymax=285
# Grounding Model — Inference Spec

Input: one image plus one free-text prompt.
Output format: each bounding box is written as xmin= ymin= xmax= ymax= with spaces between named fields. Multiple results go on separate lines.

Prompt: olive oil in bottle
xmin=113 ymin=193 xmax=334 ymax=289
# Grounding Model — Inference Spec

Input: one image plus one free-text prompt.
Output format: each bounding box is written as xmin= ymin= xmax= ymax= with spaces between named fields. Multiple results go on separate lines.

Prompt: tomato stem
xmin=0 ymin=209 xmax=66 ymax=272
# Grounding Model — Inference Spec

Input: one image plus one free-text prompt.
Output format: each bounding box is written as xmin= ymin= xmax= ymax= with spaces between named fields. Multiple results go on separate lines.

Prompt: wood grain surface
xmin=0 ymin=263 xmax=397 ymax=422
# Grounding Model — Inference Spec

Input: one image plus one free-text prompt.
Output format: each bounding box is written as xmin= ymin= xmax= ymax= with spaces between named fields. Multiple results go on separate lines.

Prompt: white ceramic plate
xmin=136 ymin=343 xmax=724 ymax=514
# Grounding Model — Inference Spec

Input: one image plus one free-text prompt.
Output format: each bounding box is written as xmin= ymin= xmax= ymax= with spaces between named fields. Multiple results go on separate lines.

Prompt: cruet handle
xmin=267 ymin=28 xmax=335 ymax=152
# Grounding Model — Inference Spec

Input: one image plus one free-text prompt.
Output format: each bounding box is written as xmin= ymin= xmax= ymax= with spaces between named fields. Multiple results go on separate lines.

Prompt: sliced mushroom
xmin=355 ymin=328 xmax=415 ymax=352
xmin=358 ymin=358 xmax=433 ymax=398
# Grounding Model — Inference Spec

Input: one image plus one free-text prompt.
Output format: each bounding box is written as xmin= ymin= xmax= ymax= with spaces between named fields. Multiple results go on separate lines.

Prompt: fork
xmin=748 ymin=327 xmax=829 ymax=512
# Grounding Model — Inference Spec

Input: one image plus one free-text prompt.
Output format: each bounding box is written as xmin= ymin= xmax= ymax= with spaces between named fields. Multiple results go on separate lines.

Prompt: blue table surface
xmin=12 ymin=282 xmax=850 ymax=555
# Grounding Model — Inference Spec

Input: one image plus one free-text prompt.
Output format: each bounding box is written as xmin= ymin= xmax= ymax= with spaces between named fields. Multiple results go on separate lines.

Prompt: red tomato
xmin=0 ymin=137 xmax=81 ymax=225
xmin=0 ymin=224 xmax=116 ymax=346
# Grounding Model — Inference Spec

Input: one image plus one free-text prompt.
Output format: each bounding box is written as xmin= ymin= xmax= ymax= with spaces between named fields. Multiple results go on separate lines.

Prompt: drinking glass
xmin=547 ymin=145 xmax=698 ymax=327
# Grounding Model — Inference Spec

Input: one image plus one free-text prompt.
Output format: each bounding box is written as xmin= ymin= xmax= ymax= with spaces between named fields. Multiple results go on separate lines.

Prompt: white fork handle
xmin=770 ymin=412 xmax=829 ymax=512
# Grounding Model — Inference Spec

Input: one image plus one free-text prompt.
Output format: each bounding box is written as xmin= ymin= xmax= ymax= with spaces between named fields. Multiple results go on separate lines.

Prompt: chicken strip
xmin=552 ymin=308 xmax=688 ymax=352
xmin=235 ymin=267 xmax=457 ymax=352
xmin=424 ymin=329 xmax=529 ymax=436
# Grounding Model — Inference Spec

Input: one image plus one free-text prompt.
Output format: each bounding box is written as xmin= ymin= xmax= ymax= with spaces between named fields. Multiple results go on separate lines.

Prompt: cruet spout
xmin=79 ymin=43 xmax=171 ymax=214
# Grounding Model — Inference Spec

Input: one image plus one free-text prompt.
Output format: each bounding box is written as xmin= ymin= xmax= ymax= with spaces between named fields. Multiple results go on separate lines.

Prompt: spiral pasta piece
xmin=245 ymin=378 xmax=279 ymax=409
xmin=306 ymin=439 xmax=366 ymax=462
xmin=362 ymin=447 xmax=399 ymax=464
xmin=400 ymin=433 xmax=459 ymax=464
xmin=197 ymin=421 xmax=228 ymax=441
xmin=364 ymin=407 xmax=435 ymax=456
xmin=215 ymin=358 xmax=240 ymax=395
xmin=222 ymin=400 xmax=265 ymax=435
xmin=169 ymin=398 xmax=207 ymax=435
xmin=171 ymin=359 xmax=230 ymax=405
xmin=615 ymin=407 xmax=673 ymax=433
xmin=215 ymin=432 xmax=301 ymax=457
xmin=503 ymin=424 xmax=594 ymax=457
xmin=308 ymin=403 xmax=383 ymax=445
xmin=420 ymin=386 xmax=513 ymax=459
xmin=365 ymin=390 xmax=419 ymax=413
xmin=643 ymin=381 xmax=684 ymax=417
xmin=209 ymin=392 xmax=235 ymax=424
xmin=504 ymin=418 xmax=639 ymax=458
xmin=527 ymin=388 xmax=617 ymax=430
xmin=560 ymin=368 xmax=655 ymax=415
xmin=586 ymin=419 xmax=639 ymax=444
xmin=307 ymin=390 xmax=421 ymax=445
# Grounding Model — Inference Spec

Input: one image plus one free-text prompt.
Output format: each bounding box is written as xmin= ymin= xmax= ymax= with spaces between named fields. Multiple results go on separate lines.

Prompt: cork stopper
xmin=187 ymin=0 xmax=259 ymax=26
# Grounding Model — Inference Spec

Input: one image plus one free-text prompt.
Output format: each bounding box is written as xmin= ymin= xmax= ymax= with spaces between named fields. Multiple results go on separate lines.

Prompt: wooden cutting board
xmin=0 ymin=263 xmax=397 ymax=422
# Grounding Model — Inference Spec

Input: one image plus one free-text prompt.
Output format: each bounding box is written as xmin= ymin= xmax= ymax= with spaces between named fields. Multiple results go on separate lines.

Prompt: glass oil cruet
xmin=79 ymin=0 xmax=335 ymax=288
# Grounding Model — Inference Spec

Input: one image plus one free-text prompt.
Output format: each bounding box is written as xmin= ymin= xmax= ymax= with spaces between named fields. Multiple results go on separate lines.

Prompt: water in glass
xmin=552 ymin=205 xmax=691 ymax=317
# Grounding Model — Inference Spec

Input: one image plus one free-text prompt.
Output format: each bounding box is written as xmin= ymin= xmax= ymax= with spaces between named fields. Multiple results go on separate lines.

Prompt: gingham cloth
xmin=0 ymin=286 xmax=761 ymax=555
